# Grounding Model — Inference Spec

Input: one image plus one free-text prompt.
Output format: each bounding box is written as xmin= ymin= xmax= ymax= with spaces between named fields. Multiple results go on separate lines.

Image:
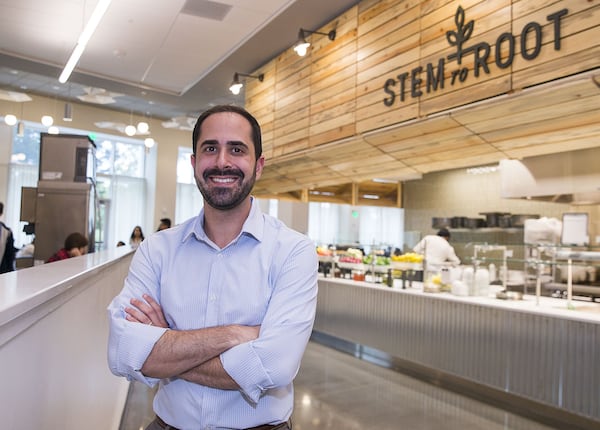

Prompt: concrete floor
xmin=120 ymin=341 xmax=559 ymax=430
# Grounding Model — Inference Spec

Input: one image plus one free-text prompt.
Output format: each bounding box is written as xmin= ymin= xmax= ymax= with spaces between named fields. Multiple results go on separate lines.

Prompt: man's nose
xmin=215 ymin=149 xmax=232 ymax=168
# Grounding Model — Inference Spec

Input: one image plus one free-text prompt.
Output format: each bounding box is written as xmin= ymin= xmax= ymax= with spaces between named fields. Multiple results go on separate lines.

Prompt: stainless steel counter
xmin=314 ymin=277 xmax=600 ymax=430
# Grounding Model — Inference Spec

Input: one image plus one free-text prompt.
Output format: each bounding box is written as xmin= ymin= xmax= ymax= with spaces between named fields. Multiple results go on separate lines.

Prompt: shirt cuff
xmin=221 ymin=341 xmax=272 ymax=404
xmin=118 ymin=322 xmax=168 ymax=386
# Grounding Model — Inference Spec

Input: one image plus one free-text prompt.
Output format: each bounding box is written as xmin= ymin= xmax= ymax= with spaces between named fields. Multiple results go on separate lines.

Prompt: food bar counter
xmin=313 ymin=277 xmax=600 ymax=430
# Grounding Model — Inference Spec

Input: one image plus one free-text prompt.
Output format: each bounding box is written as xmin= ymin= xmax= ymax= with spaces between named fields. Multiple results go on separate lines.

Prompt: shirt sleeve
xmin=107 ymin=241 xmax=168 ymax=386
xmin=413 ymin=237 xmax=426 ymax=254
xmin=220 ymin=237 xmax=318 ymax=403
xmin=447 ymin=245 xmax=461 ymax=266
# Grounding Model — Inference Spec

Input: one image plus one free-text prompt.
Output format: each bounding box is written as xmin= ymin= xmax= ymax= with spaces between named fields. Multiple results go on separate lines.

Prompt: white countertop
xmin=319 ymin=275 xmax=600 ymax=323
xmin=0 ymin=246 xmax=134 ymax=326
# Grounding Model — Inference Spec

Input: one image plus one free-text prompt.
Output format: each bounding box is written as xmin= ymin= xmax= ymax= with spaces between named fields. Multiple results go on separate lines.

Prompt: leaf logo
xmin=446 ymin=6 xmax=474 ymax=65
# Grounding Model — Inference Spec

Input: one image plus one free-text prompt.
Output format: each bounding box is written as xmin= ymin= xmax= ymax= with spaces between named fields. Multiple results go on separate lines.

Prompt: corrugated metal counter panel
xmin=314 ymin=279 xmax=600 ymax=423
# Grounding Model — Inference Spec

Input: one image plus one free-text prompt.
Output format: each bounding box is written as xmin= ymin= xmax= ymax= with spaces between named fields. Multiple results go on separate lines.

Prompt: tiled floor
xmin=120 ymin=341 xmax=559 ymax=430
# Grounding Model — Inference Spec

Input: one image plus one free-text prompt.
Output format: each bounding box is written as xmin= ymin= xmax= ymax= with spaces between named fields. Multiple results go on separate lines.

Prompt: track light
xmin=293 ymin=28 xmax=336 ymax=57
xmin=229 ymin=72 xmax=264 ymax=95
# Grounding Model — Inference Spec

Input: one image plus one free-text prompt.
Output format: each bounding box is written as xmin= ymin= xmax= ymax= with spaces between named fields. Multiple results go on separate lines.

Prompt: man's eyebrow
xmin=199 ymin=139 xmax=248 ymax=147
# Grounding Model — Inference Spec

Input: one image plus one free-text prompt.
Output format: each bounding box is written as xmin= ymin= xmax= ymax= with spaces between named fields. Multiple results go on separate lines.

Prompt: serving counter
xmin=313 ymin=277 xmax=600 ymax=430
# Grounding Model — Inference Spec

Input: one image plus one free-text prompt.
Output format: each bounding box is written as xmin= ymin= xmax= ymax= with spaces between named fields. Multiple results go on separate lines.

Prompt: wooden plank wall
xmin=245 ymin=0 xmax=600 ymax=203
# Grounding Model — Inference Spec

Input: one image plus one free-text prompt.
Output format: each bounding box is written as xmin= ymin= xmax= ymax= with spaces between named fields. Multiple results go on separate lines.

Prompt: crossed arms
xmin=125 ymin=294 xmax=259 ymax=389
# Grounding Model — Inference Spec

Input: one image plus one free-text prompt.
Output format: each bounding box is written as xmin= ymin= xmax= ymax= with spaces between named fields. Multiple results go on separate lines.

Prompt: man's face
xmin=191 ymin=112 xmax=264 ymax=210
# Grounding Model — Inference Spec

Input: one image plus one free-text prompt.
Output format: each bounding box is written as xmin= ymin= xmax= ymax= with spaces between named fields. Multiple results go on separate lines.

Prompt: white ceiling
xmin=0 ymin=0 xmax=360 ymax=121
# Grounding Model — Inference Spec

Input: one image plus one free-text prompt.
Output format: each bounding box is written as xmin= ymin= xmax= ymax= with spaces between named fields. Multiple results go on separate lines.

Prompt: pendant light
xmin=16 ymin=102 xmax=25 ymax=136
xmin=4 ymin=114 xmax=17 ymax=126
xmin=125 ymin=109 xmax=136 ymax=136
xmin=41 ymin=115 xmax=54 ymax=127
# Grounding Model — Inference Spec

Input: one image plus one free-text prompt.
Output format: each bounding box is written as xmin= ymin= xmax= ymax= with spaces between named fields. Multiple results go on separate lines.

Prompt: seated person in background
xmin=156 ymin=217 xmax=171 ymax=231
xmin=46 ymin=232 xmax=89 ymax=263
xmin=129 ymin=225 xmax=145 ymax=249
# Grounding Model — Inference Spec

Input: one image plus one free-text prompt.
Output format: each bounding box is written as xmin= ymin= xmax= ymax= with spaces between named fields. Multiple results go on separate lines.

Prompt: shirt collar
xmin=182 ymin=197 xmax=264 ymax=244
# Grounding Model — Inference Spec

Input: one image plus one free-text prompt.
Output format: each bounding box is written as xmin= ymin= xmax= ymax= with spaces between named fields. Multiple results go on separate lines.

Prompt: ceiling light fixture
xmin=59 ymin=0 xmax=113 ymax=83
xmin=229 ymin=72 xmax=264 ymax=95
xmin=293 ymin=28 xmax=336 ymax=57
xmin=63 ymin=103 xmax=73 ymax=121
xmin=137 ymin=121 xmax=149 ymax=134
xmin=125 ymin=124 xmax=137 ymax=136
xmin=41 ymin=115 xmax=54 ymax=127
xmin=17 ymin=121 xmax=25 ymax=137
xmin=4 ymin=114 xmax=17 ymax=126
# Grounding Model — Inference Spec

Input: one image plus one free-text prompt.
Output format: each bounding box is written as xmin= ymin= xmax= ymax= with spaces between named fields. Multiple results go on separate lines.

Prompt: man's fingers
xmin=125 ymin=306 xmax=146 ymax=322
xmin=143 ymin=294 xmax=168 ymax=326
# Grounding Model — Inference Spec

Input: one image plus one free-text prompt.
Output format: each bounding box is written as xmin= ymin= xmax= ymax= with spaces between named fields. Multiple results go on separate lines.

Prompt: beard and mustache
xmin=195 ymin=167 xmax=256 ymax=210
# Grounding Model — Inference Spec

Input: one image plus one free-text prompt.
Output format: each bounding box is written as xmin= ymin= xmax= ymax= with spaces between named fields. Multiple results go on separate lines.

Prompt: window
xmin=175 ymin=146 xmax=203 ymax=224
xmin=308 ymin=202 xmax=404 ymax=251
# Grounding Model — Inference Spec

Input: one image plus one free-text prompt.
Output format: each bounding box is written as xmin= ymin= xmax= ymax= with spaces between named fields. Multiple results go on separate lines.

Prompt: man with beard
xmin=107 ymin=105 xmax=318 ymax=430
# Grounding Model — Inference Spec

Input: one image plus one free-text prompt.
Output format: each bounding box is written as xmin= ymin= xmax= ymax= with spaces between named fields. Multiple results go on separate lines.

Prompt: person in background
xmin=107 ymin=105 xmax=318 ymax=430
xmin=129 ymin=225 xmax=145 ymax=249
xmin=156 ymin=217 xmax=171 ymax=231
xmin=413 ymin=227 xmax=460 ymax=271
xmin=46 ymin=232 xmax=89 ymax=263
xmin=117 ymin=241 xmax=126 ymax=247
xmin=16 ymin=238 xmax=35 ymax=258
xmin=0 ymin=202 xmax=17 ymax=273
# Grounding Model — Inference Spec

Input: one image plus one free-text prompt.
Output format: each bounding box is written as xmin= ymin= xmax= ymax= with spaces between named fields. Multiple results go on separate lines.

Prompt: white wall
xmin=0 ymin=249 xmax=134 ymax=430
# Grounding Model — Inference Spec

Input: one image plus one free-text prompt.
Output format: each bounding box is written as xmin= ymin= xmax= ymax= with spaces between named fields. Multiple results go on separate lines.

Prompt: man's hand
xmin=125 ymin=294 xmax=169 ymax=328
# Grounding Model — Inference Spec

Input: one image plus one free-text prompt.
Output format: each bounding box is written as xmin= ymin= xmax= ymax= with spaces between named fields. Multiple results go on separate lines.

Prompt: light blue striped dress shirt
xmin=107 ymin=198 xmax=318 ymax=430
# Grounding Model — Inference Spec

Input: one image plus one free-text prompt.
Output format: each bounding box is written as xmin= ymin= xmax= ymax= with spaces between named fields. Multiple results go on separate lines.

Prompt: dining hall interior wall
xmin=244 ymin=0 xmax=599 ymax=198
xmin=249 ymin=0 xmax=599 ymax=139
xmin=0 ymin=95 xmax=188 ymax=233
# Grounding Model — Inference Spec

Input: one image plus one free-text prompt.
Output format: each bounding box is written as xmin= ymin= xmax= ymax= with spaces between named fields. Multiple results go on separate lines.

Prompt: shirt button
xmin=210 ymin=294 xmax=217 ymax=301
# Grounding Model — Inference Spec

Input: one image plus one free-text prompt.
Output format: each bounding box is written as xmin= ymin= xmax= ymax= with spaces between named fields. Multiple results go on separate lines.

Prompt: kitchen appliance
xmin=465 ymin=218 xmax=486 ymax=229
xmin=431 ymin=217 xmax=452 ymax=229
xmin=29 ymin=133 xmax=97 ymax=263
xmin=451 ymin=216 xmax=467 ymax=228
xmin=479 ymin=212 xmax=510 ymax=228
xmin=511 ymin=214 xmax=539 ymax=227
xmin=33 ymin=181 xmax=96 ymax=261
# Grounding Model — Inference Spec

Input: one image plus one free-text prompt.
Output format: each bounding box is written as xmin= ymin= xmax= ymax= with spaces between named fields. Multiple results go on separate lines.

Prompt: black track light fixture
xmin=293 ymin=28 xmax=336 ymax=57
xmin=229 ymin=72 xmax=265 ymax=95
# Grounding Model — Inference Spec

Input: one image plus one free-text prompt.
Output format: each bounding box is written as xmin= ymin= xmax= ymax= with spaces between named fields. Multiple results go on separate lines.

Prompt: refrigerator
xmin=31 ymin=133 xmax=97 ymax=263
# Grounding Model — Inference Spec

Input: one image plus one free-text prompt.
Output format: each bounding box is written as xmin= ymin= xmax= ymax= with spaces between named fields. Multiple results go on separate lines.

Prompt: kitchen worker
xmin=107 ymin=105 xmax=318 ymax=430
xmin=413 ymin=227 xmax=460 ymax=271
